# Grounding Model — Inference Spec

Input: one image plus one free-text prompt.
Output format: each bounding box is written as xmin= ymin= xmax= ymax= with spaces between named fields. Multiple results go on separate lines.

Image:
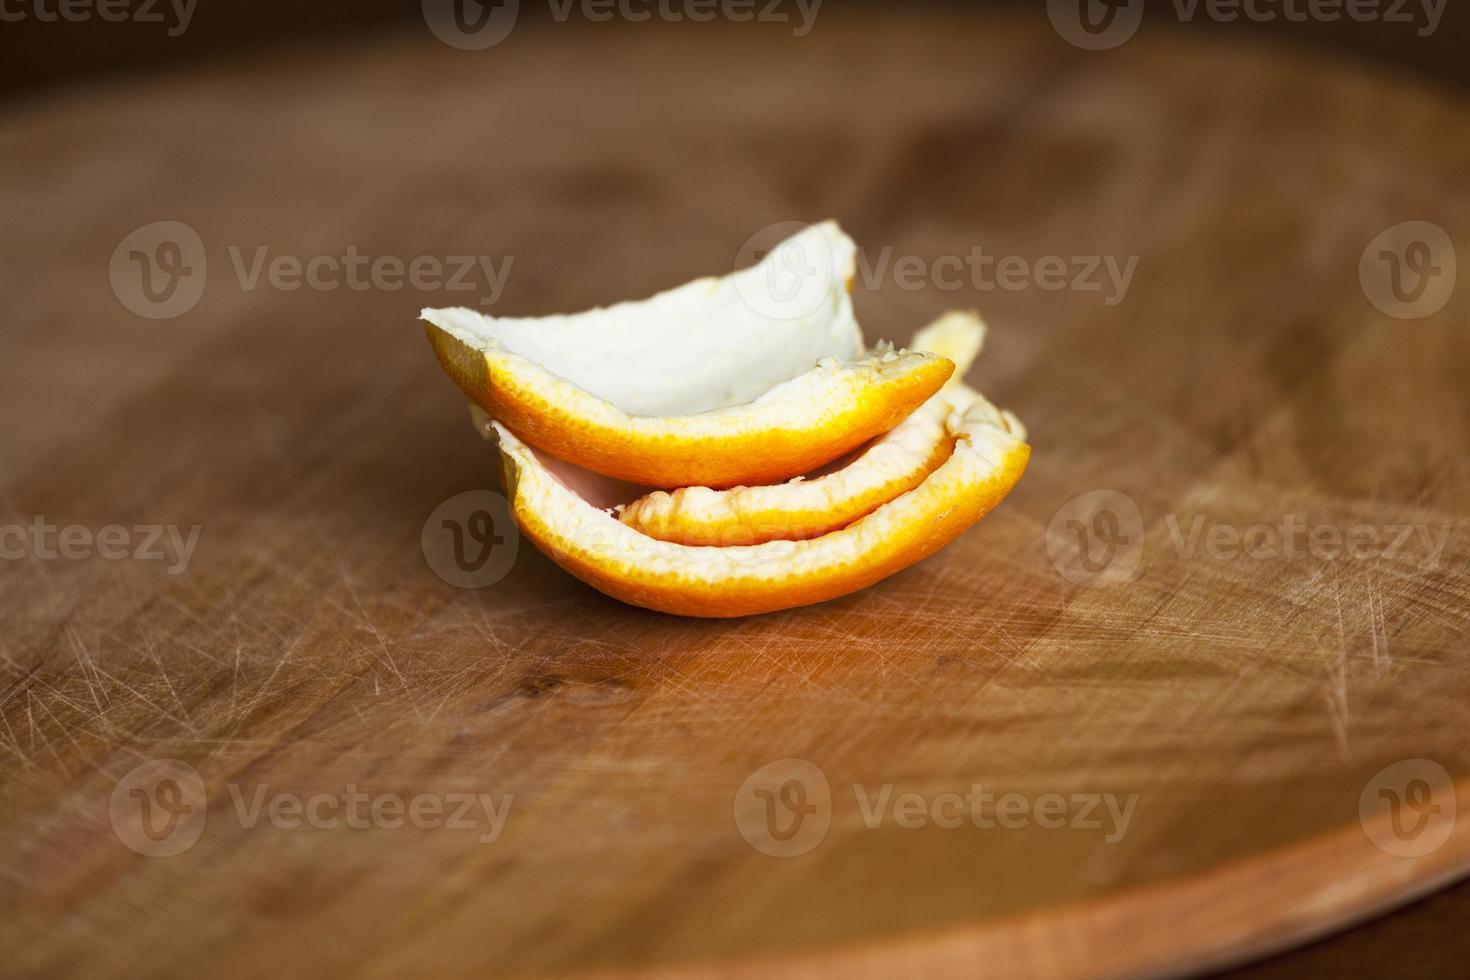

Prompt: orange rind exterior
xmin=616 ymin=311 xmax=1008 ymax=544
xmin=491 ymin=402 xmax=1030 ymax=618
xmin=618 ymin=387 xmax=966 ymax=545
xmin=427 ymin=323 xmax=953 ymax=490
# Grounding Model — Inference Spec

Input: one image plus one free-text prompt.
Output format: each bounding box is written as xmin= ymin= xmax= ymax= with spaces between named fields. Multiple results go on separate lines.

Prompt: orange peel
xmin=485 ymin=399 xmax=1029 ymax=618
xmin=424 ymin=222 xmax=953 ymax=489
xmin=617 ymin=311 xmax=1017 ymax=545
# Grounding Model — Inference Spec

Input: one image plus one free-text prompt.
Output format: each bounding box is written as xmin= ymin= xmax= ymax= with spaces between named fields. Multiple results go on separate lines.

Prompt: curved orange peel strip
xmin=430 ymin=331 xmax=952 ymax=489
xmin=424 ymin=221 xmax=956 ymax=489
xmin=618 ymin=311 xmax=1001 ymax=544
xmin=490 ymin=402 xmax=1030 ymax=618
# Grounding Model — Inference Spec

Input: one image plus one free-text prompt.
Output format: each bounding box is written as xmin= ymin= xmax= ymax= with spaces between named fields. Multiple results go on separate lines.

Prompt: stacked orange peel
xmin=424 ymin=222 xmax=1029 ymax=618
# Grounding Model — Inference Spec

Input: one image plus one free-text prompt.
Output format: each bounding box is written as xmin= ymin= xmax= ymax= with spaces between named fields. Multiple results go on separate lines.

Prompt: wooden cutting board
xmin=3 ymin=9 xmax=1469 ymax=978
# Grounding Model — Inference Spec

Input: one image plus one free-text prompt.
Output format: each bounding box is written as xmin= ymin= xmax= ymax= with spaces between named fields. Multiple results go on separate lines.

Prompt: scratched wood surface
xmin=2 ymin=9 xmax=1470 ymax=978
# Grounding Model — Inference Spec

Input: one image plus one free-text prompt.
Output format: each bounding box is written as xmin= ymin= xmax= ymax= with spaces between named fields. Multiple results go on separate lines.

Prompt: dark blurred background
xmin=2 ymin=0 xmax=1469 ymax=101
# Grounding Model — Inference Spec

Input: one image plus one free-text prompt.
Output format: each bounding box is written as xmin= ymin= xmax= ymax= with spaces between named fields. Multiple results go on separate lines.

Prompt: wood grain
xmin=2 ymin=9 xmax=1469 ymax=978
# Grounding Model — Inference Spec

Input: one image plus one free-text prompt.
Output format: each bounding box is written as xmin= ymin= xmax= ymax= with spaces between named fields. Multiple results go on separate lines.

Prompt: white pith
xmin=616 ymin=312 xmax=993 ymax=536
xmin=467 ymin=310 xmax=1025 ymax=517
xmin=423 ymin=221 xmax=864 ymax=417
